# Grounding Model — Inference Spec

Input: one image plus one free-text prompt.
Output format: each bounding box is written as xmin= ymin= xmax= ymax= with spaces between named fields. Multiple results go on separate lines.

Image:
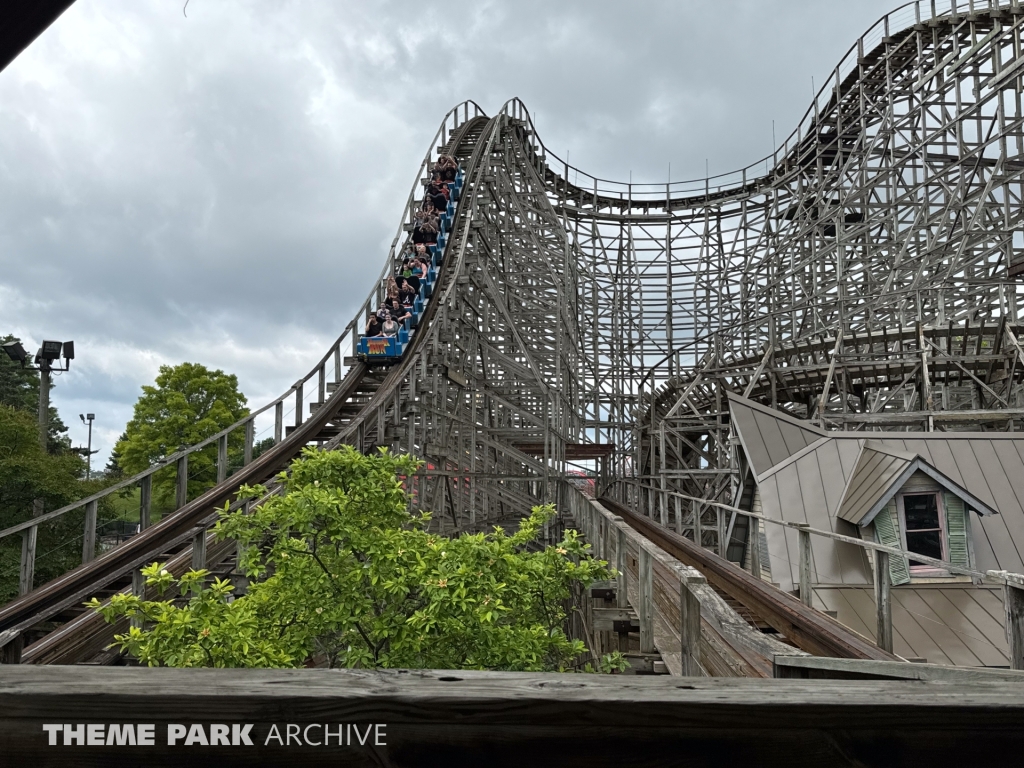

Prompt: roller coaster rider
xmin=358 ymin=152 xmax=463 ymax=360
xmin=433 ymin=154 xmax=458 ymax=183
xmin=397 ymin=277 xmax=417 ymax=307
xmin=380 ymin=313 xmax=399 ymax=337
xmin=412 ymin=210 xmax=439 ymax=245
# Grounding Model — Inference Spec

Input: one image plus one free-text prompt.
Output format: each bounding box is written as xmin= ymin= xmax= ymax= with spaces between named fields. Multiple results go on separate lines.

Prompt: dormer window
xmin=867 ymin=471 xmax=976 ymax=586
xmin=898 ymin=493 xmax=947 ymax=573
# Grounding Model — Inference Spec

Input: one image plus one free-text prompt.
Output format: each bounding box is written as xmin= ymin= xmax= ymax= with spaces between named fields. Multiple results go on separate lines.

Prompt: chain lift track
xmin=2 ymin=0 xmax=1024 ymax=664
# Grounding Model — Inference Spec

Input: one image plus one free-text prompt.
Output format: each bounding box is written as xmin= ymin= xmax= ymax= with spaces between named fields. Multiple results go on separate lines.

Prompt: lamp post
xmin=2 ymin=338 xmax=75 ymax=601
xmin=79 ymin=413 xmax=95 ymax=480
xmin=2 ymin=339 xmax=74 ymax=451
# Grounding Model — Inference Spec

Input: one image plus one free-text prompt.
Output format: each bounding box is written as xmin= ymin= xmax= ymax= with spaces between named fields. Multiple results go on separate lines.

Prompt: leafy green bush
xmin=92 ymin=446 xmax=623 ymax=672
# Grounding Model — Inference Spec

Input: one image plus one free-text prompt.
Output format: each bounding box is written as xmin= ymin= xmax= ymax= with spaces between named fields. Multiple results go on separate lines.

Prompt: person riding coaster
xmin=359 ymin=157 xmax=461 ymax=358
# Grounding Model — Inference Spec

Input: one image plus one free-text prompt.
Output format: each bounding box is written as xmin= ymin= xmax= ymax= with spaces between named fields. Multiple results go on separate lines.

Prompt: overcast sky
xmin=0 ymin=0 xmax=902 ymax=466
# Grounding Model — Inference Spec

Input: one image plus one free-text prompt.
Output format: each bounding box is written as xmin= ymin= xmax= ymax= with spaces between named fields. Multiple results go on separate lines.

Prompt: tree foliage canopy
xmin=116 ymin=362 xmax=248 ymax=509
xmin=0 ymin=406 xmax=84 ymax=524
xmin=0 ymin=406 xmax=111 ymax=602
xmin=93 ymin=447 xmax=623 ymax=672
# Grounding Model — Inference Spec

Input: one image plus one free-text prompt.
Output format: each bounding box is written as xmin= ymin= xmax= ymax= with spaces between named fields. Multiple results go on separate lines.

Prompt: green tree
xmin=251 ymin=436 xmax=276 ymax=461
xmin=0 ymin=333 xmax=71 ymax=453
xmin=92 ymin=447 xmax=625 ymax=672
xmin=104 ymin=431 xmax=127 ymax=479
xmin=0 ymin=406 xmax=114 ymax=602
xmin=116 ymin=363 xmax=248 ymax=512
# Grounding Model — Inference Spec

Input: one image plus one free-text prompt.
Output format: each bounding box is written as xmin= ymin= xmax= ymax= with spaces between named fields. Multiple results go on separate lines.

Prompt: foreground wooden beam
xmin=2 ymin=667 xmax=1024 ymax=767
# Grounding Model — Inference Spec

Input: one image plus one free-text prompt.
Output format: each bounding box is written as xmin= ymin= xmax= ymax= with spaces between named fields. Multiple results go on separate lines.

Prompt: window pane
xmin=903 ymin=494 xmax=939 ymax=531
xmin=907 ymin=530 xmax=942 ymax=562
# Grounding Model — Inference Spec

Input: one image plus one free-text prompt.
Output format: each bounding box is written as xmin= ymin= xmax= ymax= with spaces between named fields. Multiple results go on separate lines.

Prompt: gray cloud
xmin=0 ymin=0 xmax=901 ymax=462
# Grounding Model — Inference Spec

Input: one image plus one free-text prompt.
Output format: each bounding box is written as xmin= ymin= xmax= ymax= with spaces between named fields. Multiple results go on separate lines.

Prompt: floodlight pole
xmin=37 ymin=363 xmax=50 ymax=453
xmin=81 ymin=413 xmax=95 ymax=480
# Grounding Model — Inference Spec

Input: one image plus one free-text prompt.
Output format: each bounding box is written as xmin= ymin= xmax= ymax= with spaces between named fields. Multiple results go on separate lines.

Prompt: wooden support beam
xmin=692 ymin=498 xmax=702 ymax=547
xmin=274 ymin=401 xmax=283 ymax=444
xmin=679 ymin=571 xmax=705 ymax=676
xmin=919 ymin=323 xmax=934 ymax=432
xmin=749 ymin=515 xmax=762 ymax=580
xmin=18 ymin=526 xmax=37 ymax=596
xmin=19 ymin=498 xmax=45 ymax=597
xmin=175 ymin=455 xmax=188 ymax=510
xmin=139 ymin=474 xmax=152 ymax=530
xmin=192 ymin=531 xmax=207 ymax=572
xmin=614 ymin=518 xmax=628 ymax=609
xmin=639 ymin=544 xmax=655 ymax=654
xmin=244 ymin=418 xmax=254 ymax=466
xmin=797 ymin=524 xmax=812 ymax=607
xmin=1005 ymin=581 xmax=1024 ymax=672
xmin=614 ymin=519 xmax=629 ymax=652
xmin=0 ymin=632 xmax=22 ymax=664
xmin=131 ymin=569 xmax=145 ymax=629
xmin=875 ymin=551 xmax=893 ymax=654
xmin=81 ymin=500 xmax=97 ymax=565
xmin=217 ymin=433 xmax=228 ymax=484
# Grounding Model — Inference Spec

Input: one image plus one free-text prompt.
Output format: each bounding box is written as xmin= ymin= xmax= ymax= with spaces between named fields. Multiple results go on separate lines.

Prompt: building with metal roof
xmin=728 ymin=393 xmax=1024 ymax=667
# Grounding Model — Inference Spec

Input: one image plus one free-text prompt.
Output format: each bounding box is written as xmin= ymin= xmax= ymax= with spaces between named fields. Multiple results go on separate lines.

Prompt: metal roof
xmin=834 ymin=441 xmax=915 ymax=525
xmin=728 ymin=394 xmax=1024 ymax=591
xmin=813 ymin=586 xmax=1010 ymax=667
xmin=834 ymin=440 xmax=999 ymax=526
xmin=729 ymin=396 xmax=826 ymax=477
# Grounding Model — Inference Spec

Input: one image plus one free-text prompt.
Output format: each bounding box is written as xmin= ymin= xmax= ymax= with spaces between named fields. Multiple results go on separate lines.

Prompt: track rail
xmin=599 ymin=496 xmax=897 ymax=661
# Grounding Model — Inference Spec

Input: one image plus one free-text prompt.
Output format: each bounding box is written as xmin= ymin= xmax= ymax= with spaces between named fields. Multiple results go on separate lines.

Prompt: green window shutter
xmin=873 ymin=500 xmax=910 ymax=586
xmin=944 ymin=493 xmax=970 ymax=569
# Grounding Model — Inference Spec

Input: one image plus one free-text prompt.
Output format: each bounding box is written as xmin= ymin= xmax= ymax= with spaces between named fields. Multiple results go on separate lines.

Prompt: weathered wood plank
xmin=2 ymin=667 xmax=1024 ymax=767
xmin=876 ymin=551 xmax=893 ymax=653
xmin=774 ymin=654 xmax=1024 ymax=682
xmin=1008 ymin=583 xmax=1024 ymax=671
xmin=81 ymin=501 xmax=97 ymax=565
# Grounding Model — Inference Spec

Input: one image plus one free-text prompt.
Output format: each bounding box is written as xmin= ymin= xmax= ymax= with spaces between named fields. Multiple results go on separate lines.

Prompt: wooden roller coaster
xmin=3 ymin=1 xmax=1024 ymax=676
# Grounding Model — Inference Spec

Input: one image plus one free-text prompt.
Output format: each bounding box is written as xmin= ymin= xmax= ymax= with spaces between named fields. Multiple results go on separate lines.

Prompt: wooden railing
xmin=561 ymin=484 xmax=806 ymax=677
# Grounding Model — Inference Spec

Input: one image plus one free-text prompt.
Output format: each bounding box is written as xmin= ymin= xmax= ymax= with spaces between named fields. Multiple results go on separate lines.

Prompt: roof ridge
xmin=861 ymin=438 xmax=917 ymax=461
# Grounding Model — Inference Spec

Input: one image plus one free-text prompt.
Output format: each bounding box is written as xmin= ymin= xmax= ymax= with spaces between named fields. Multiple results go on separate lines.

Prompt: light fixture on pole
xmin=79 ymin=413 xmax=96 ymax=480
xmin=2 ymin=340 xmax=28 ymax=364
xmin=2 ymin=338 xmax=75 ymax=451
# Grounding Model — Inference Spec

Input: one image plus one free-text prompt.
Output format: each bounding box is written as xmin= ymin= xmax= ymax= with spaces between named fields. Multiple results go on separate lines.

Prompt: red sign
xmin=367 ymin=339 xmax=391 ymax=355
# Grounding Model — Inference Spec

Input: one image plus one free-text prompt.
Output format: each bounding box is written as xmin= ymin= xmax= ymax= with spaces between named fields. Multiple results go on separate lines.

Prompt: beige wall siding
xmin=814 ymin=586 xmax=1009 ymax=667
